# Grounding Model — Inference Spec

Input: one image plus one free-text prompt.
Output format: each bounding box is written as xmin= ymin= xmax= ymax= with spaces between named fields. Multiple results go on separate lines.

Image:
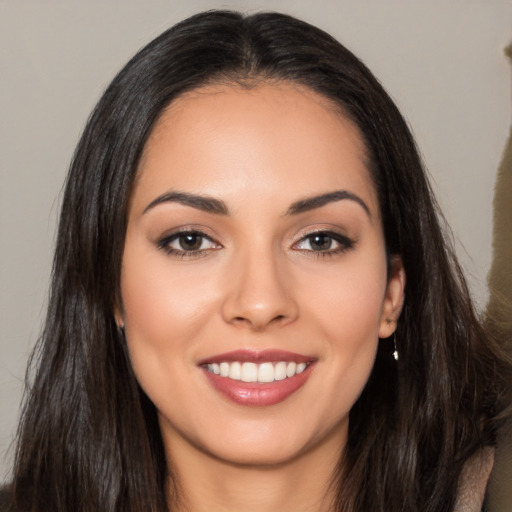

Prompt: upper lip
xmin=197 ymin=349 xmax=315 ymax=366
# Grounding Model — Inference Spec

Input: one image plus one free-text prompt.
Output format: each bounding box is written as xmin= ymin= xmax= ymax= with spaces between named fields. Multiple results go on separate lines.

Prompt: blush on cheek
xmin=321 ymin=279 xmax=386 ymax=332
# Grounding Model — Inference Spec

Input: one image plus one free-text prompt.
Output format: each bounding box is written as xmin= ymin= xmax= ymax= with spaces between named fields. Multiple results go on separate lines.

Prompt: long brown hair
xmin=9 ymin=10 xmax=511 ymax=512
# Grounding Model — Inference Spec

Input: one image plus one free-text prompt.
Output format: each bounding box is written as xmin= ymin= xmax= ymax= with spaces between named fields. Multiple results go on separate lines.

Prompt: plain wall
xmin=1 ymin=0 xmax=511 ymax=501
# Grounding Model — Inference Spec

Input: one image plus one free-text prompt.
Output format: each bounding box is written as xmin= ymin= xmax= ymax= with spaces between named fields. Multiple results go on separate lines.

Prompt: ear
xmin=378 ymin=256 xmax=406 ymax=339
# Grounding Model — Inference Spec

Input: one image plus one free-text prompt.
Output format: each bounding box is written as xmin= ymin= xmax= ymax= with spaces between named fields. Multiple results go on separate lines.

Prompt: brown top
xmin=454 ymin=447 xmax=495 ymax=512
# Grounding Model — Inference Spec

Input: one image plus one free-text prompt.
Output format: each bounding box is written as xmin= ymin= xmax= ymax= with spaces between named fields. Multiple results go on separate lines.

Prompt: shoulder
xmin=454 ymin=446 xmax=495 ymax=512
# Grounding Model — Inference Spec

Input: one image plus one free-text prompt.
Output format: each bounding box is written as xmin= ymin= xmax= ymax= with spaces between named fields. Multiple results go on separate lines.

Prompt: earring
xmin=386 ymin=318 xmax=399 ymax=361
xmin=392 ymin=333 xmax=399 ymax=361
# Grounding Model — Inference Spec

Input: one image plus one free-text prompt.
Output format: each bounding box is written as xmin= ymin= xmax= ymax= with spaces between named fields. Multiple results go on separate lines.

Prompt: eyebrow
xmin=142 ymin=189 xmax=370 ymax=217
xmin=285 ymin=190 xmax=370 ymax=217
xmin=143 ymin=191 xmax=229 ymax=215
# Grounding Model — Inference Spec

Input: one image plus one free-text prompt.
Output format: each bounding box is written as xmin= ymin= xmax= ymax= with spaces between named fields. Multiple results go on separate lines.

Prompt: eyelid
xmin=291 ymin=228 xmax=356 ymax=254
xmin=157 ymin=227 xmax=223 ymax=257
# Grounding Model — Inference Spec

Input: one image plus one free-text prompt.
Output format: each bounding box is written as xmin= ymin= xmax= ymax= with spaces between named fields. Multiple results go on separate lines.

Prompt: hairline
xmin=133 ymin=76 xmax=378 ymax=220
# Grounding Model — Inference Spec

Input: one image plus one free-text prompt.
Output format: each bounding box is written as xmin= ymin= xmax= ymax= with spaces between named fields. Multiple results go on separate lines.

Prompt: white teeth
xmin=274 ymin=361 xmax=287 ymax=381
xmin=229 ymin=361 xmax=241 ymax=380
xmin=219 ymin=362 xmax=230 ymax=377
xmin=241 ymin=362 xmax=258 ymax=382
xmin=205 ymin=360 xmax=310 ymax=383
xmin=286 ymin=362 xmax=297 ymax=378
xmin=296 ymin=362 xmax=306 ymax=374
xmin=258 ymin=362 xmax=275 ymax=383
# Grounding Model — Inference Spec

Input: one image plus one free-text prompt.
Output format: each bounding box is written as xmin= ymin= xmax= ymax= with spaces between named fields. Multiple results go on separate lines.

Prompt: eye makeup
xmin=157 ymin=228 xmax=222 ymax=259
xmin=292 ymin=229 xmax=356 ymax=258
xmin=155 ymin=225 xmax=356 ymax=261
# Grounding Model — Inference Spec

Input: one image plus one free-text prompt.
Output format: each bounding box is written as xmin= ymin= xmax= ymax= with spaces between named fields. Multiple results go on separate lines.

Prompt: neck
xmin=164 ymin=429 xmax=345 ymax=512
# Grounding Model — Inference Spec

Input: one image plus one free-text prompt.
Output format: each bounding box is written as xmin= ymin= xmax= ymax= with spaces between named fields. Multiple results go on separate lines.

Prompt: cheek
xmin=299 ymin=252 xmax=388 ymax=340
xmin=119 ymin=265 xmax=230 ymax=441
xmin=120 ymin=242 xmax=219 ymax=339
xmin=320 ymin=279 xmax=383 ymax=368
xmin=118 ymin=244 xmax=223 ymax=393
xmin=298 ymin=252 xmax=387 ymax=395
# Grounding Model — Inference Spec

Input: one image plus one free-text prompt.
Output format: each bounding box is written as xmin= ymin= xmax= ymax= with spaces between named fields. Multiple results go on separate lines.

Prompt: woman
xmin=2 ymin=10 xmax=510 ymax=512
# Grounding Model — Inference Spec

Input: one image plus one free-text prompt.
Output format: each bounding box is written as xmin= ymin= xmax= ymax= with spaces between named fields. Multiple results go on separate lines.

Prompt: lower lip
xmin=202 ymin=364 xmax=314 ymax=406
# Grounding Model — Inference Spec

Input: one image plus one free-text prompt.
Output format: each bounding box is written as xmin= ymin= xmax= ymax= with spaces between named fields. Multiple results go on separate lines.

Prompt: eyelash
xmin=157 ymin=229 xmax=355 ymax=259
xmin=157 ymin=230 xmax=220 ymax=259
xmin=293 ymin=230 xmax=355 ymax=258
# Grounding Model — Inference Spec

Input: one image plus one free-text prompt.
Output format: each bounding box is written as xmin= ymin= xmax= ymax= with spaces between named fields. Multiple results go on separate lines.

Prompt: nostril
xmin=221 ymin=283 xmax=300 ymax=329
xmin=230 ymin=313 xmax=288 ymax=330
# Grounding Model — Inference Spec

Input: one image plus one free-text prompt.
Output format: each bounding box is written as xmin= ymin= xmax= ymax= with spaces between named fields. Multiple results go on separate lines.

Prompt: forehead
xmin=133 ymin=82 xmax=378 ymax=217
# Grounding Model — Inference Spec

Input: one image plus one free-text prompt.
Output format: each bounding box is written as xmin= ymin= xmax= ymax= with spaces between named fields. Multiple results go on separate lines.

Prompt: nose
xmin=221 ymin=247 xmax=299 ymax=331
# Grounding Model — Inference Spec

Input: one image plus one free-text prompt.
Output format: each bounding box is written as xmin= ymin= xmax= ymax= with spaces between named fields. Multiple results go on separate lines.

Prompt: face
xmin=119 ymin=83 xmax=404 ymax=468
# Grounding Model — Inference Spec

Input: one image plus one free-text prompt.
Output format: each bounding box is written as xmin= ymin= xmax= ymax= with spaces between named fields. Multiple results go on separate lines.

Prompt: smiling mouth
xmin=204 ymin=361 xmax=310 ymax=383
xmin=199 ymin=349 xmax=315 ymax=406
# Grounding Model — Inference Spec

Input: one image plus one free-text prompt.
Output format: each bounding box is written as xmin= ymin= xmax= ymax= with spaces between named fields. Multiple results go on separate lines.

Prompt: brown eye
xmin=294 ymin=231 xmax=355 ymax=255
xmin=178 ymin=233 xmax=203 ymax=251
xmin=158 ymin=230 xmax=220 ymax=256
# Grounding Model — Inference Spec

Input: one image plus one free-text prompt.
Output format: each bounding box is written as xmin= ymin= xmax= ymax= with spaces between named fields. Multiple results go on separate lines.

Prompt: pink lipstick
xmin=199 ymin=349 xmax=316 ymax=406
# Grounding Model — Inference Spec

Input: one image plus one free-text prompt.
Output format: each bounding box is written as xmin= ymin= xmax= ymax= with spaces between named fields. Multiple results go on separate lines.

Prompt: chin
xmin=182 ymin=413 xmax=348 ymax=470
xmin=204 ymin=439 xmax=313 ymax=468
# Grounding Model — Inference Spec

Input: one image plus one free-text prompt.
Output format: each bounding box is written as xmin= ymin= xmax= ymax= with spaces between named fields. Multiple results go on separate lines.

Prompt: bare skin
xmin=168 ymin=428 xmax=340 ymax=511
xmin=119 ymin=82 xmax=405 ymax=511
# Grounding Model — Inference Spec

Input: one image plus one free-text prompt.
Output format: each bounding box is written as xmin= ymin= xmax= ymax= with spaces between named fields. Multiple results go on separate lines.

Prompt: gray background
xmin=1 ymin=0 xmax=511 ymax=505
